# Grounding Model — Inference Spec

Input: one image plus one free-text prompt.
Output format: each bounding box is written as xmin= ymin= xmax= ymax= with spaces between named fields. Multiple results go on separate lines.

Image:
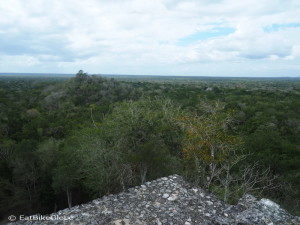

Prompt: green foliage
xmin=176 ymin=101 xmax=243 ymax=188
xmin=60 ymin=128 xmax=125 ymax=197
xmin=95 ymin=98 xmax=184 ymax=183
xmin=1 ymin=74 xmax=300 ymax=217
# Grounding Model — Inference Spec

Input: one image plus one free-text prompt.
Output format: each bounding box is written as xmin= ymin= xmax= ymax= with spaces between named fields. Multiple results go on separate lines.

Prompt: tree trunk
xmin=140 ymin=165 xmax=147 ymax=184
xmin=223 ymin=166 xmax=230 ymax=203
xmin=26 ymin=181 xmax=32 ymax=201
xmin=66 ymin=187 xmax=72 ymax=208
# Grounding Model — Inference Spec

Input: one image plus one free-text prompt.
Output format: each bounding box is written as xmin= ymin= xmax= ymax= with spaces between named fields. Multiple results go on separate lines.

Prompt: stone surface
xmin=7 ymin=174 xmax=300 ymax=225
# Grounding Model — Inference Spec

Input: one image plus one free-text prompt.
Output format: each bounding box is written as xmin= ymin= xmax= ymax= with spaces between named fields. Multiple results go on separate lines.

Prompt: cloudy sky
xmin=1 ymin=0 xmax=300 ymax=76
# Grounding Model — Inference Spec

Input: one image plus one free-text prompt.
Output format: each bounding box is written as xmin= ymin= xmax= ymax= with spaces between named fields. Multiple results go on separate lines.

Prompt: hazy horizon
xmin=1 ymin=72 xmax=300 ymax=79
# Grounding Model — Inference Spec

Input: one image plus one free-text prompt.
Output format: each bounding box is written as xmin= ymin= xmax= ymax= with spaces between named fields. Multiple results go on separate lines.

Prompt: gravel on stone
xmin=7 ymin=174 xmax=300 ymax=225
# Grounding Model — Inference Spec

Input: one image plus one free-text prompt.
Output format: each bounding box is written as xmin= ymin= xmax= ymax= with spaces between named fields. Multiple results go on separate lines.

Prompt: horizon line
xmin=0 ymin=72 xmax=300 ymax=79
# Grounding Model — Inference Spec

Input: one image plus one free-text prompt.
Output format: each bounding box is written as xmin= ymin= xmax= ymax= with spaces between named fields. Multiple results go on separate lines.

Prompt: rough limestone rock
xmin=7 ymin=174 xmax=300 ymax=225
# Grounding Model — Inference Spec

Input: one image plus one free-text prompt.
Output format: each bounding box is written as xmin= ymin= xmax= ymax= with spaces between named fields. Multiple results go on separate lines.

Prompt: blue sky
xmin=177 ymin=27 xmax=235 ymax=46
xmin=264 ymin=23 xmax=300 ymax=32
xmin=1 ymin=0 xmax=300 ymax=77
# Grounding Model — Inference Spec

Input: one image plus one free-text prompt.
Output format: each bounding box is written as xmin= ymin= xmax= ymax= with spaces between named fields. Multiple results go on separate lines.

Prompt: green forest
xmin=1 ymin=71 xmax=300 ymax=222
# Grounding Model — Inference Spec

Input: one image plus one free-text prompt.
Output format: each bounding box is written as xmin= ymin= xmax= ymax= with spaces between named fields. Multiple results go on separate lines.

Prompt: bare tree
xmin=216 ymin=153 xmax=247 ymax=202
xmin=238 ymin=162 xmax=279 ymax=196
xmin=215 ymin=152 xmax=279 ymax=203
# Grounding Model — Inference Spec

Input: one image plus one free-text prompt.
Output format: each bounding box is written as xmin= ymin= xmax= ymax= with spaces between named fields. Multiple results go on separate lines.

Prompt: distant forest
xmin=1 ymin=71 xmax=299 ymax=221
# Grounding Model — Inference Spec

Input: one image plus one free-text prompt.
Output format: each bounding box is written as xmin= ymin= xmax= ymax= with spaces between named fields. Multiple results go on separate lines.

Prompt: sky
xmin=1 ymin=0 xmax=300 ymax=77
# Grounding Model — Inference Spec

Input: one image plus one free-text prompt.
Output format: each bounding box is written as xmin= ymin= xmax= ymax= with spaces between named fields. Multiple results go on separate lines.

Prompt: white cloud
xmin=0 ymin=0 xmax=300 ymax=76
xmin=0 ymin=54 xmax=40 ymax=68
